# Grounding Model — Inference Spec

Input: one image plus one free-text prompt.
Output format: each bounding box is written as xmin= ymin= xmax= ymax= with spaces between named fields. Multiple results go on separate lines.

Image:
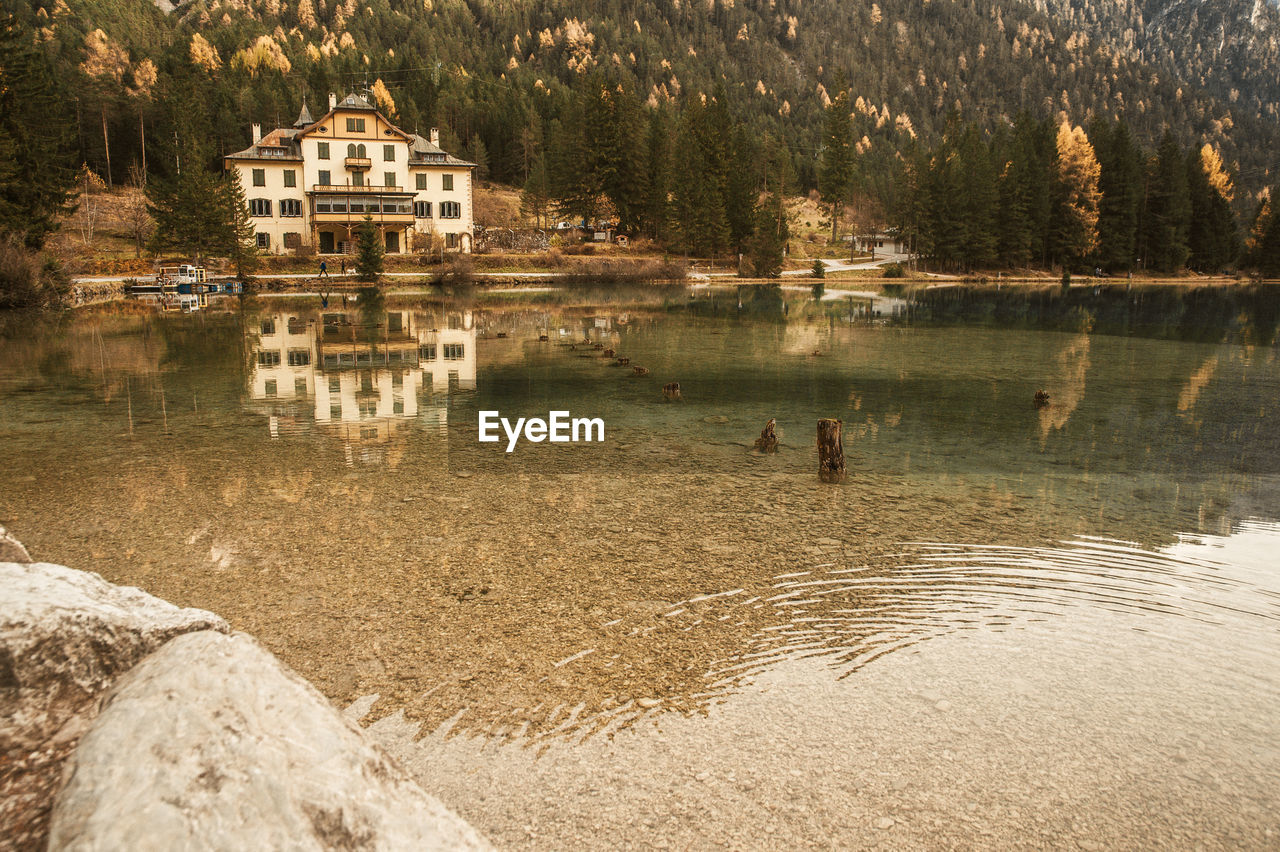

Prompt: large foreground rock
xmin=49 ymin=630 xmax=492 ymax=851
xmin=1 ymin=560 xmax=228 ymax=849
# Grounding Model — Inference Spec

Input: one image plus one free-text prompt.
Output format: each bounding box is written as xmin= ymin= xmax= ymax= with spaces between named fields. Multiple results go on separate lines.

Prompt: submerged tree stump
xmin=754 ymin=418 xmax=779 ymax=453
xmin=603 ymin=348 xmax=615 ymax=358
xmin=1034 ymin=389 xmax=1051 ymax=408
xmin=616 ymin=357 xmax=630 ymax=367
xmin=663 ymin=382 xmax=682 ymax=401
xmin=817 ymin=418 xmax=845 ymax=482
xmin=538 ymin=334 xmax=549 ymax=342
xmin=633 ymin=366 xmax=650 ymax=377
xmin=593 ymin=342 xmax=604 ymax=350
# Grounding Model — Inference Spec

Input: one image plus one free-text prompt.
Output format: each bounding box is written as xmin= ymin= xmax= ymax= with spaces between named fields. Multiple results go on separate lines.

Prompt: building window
xmin=283 ymin=232 xmax=301 ymax=248
xmin=318 ymin=142 xmax=330 ymax=159
xmin=256 ymin=233 xmax=270 ymax=249
xmin=264 ymin=380 xmax=277 ymax=397
xmin=328 ymin=377 xmax=340 ymax=393
xmin=442 ymin=174 xmax=454 ymax=191
xmin=280 ymin=199 xmax=303 ymax=217
xmin=261 ymin=319 xmax=276 ymax=335
xmin=250 ymin=198 xmax=272 ymax=217
xmin=318 ymin=169 xmax=331 ymax=186
xmin=384 ymin=171 xmax=395 ymax=188
xmin=419 ymin=343 xmax=436 ymax=360
xmin=416 ymin=173 xmax=427 ymax=190
xmin=443 ymin=343 xmax=464 ymax=360
xmin=258 ymin=350 xmax=281 ymax=366
xmin=283 ymin=170 xmax=296 ymax=187
xmin=252 ymin=168 xmax=265 ymax=186
xmin=383 ymin=144 xmax=395 ymax=162
xmin=330 ymin=402 xmax=342 ymax=418
xmin=295 ymin=377 xmax=307 ymax=395
xmin=414 ymin=201 xmax=431 ymax=218
xmin=352 ymin=172 xmax=364 ymax=187
xmin=287 ymin=349 xmax=310 ymax=366
xmin=345 ymin=117 xmax=366 ymax=133
xmin=446 ymin=233 xmax=458 ymax=248
xmin=440 ymin=201 xmax=461 ymax=219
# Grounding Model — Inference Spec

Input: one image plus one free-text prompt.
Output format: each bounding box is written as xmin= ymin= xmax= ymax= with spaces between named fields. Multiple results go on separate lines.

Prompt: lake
xmin=2 ymin=285 xmax=1278 ymax=849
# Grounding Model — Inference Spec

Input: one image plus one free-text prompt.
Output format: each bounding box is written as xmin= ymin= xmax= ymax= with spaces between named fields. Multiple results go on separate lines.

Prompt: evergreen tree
xmin=747 ymin=136 xmax=791 ymax=277
xmin=585 ymin=79 xmax=650 ymax=234
xmin=955 ymin=123 xmax=998 ymax=269
xmin=1141 ymin=132 xmax=1191 ymax=272
xmin=520 ymin=154 xmax=552 ymax=228
xmin=998 ymin=115 xmax=1056 ymax=267
xmin=0 ymin=14 xmax=77 ymax=248
xmin=643 ymin=111 xmax=674 ymax=242
xmin=819 ymin=86 xmax=855 ymax=243
xmin=672 ymin=100 xmax=728 ymax=256
xmin=1049 ymin=122 xmax=1101 ymax=268
xmin=1092 ymin=119 xmax=1143 ymax=272
xmin=223 ymin=172 xmax=259 ymax=279
xmin=1186 ymin=144 xmax=1239 ymax=272
xmin=147 ymin=138 xmax=235 ymax=260
xmin=547 ymin=109 xmax=604 ymax=227
xmin=355 ymin=215 xmax=384 ymax=281
xmin=1246 ymin=191 xmax=1280 ymax=277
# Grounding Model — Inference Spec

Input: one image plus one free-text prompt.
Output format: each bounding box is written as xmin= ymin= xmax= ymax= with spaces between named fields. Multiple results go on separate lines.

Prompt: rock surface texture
xmin=0 ymin=524 xmax=32 ymax=563
xmin=49 ymin=630 xmax=492 ymax=852
xmin=1 ymin=559 xmax=228 ymax=850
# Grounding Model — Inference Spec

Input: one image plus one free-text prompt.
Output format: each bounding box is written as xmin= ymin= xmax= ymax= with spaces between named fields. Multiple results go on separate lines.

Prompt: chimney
xmin=251 ymin=123 xmax=262 ymax=144
xmin=328 ymin=92 xmax=337 ymax=110
xmin=429 ymin=127 xmax=439 ymax=146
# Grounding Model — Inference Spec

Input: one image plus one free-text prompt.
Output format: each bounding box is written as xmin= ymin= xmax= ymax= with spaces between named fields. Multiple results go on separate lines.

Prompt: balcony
xmin=313 ymin=184 xmax=406 ymax=194
xmin=344 ymin=157 xmax=372 ymax=170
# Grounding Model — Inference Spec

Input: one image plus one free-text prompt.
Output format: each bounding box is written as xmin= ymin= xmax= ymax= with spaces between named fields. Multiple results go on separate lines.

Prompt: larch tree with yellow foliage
xmin=1049 ymin=122 xmax=1100 ymax=268
xmin=1186 ymin=144 xmax=1240 ymax=272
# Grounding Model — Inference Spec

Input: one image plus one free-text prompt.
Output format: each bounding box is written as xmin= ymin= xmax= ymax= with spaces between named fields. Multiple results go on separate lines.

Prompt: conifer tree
xmin=747 ymin=136 xmax=791 ymax=277
xmin=355 ymin=215 xmax=384 ymax=281
xmin=955 ymin=123 xmax=998 ymax=269
xmin=1246 ymin=191 xmax=1280 ymax=277
xmin=223 ymin=172 xmax=259 ymax=279
xmin=1092 ymin=120 xmax=1143 ymax=272
xmin=643 ymin=111 xmax=674 ymax=242
xmin=1141 ymin=132 xmax=1191 ymax=272
xmin=520 ymin=154 xmax=552 ymax=228
xmin=1049 ymin=122 xmax=1101 ymax=268
xmin=672 ymin=100 xmax=728 ymax=256
xmin=819 ymin=86 xmax=855 ymax=244
xmin=0 ymin=14 xmax=77 ymax=248
xmin=147 ymin=138 xmax=235 ymax=260
xmin=1186 ymin=144 xmax=1239 ymax=272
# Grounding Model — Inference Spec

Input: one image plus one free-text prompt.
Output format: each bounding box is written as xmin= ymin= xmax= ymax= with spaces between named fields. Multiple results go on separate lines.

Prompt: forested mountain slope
xmin=8 ymin=0 xmax=1280 ymax=201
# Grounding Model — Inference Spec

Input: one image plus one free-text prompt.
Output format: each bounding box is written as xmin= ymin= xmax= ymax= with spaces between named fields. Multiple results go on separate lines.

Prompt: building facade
xmin=225 ymin=93 xmax=475 ymax=256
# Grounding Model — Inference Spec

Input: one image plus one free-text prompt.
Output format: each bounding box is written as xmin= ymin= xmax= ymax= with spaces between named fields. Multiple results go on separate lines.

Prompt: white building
xmin=225 ymin=92 xmax=475 ymax=256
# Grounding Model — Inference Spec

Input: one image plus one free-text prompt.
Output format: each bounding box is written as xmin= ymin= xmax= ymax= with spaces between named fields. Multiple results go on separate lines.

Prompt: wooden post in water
xmin=754 ymin=418 xmax=779 ymax=453
xmin=817 ymin=418 xmax=845 ymax=482
xmin=662 ymin=382 xmax=681 ymax=401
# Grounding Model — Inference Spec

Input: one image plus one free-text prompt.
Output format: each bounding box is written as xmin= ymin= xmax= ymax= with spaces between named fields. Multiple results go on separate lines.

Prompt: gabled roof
xmin=337 ymin=92 xmax=377 ymax=111
xmin=226 ymin=127 xmax=304 ymax=161
xmin=225 ymin=93 xmax=474 ymax=167
xmin=408 ymin=133 xmax=476 ymax=168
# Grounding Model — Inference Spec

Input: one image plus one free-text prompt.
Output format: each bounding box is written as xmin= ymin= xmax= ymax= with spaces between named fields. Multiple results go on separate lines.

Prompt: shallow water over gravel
xmin=2 ymin=296 xmax=1278 ymax=847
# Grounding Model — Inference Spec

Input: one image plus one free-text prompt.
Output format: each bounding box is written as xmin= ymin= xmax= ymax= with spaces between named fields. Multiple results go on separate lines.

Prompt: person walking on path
xmin=319 ymin=259 xmax=329 ymax=279
xmin=340 ymin=259 xmax=347 ymax=276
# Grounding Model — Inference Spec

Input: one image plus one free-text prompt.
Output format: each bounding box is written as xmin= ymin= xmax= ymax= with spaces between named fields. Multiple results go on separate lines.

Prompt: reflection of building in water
xmin=247 ymin=309 xmax=476 ymax=463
